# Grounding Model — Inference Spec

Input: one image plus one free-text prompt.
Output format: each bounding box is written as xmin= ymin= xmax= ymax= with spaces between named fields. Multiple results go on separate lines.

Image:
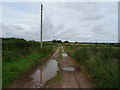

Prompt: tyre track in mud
xmin=58 ymin=47 xmax=94 ymax=88
xmin=9 ymin=47 xmax=93 ymax=88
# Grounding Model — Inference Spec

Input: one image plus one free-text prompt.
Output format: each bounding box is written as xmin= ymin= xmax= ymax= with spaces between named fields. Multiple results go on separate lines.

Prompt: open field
xmin=2 ymin=38 xmax=119 ymax=88
xmin=65 ymin=45 xmax=119 ymax=88
xmin=2 ymin=38 xmax=56 ymax=88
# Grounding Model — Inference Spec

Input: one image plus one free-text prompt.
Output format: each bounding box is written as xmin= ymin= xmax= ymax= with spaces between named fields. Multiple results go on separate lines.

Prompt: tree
xmin=52 ymin=39 xmax=56 ymax=43
xmin=63 ymin=41 xmax=69 ymax=43
xmin=52 ymin=39 xmax=62 ymax=43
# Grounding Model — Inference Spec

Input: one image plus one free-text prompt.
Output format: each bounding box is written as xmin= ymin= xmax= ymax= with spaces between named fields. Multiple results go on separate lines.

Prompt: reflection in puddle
xmin=52 ymin=53 xmax=56 ymax=56
xmin=62 ymin=67 xmax=75 ymax=71
xmin=30 ymin=59 xmax=58 ymax=86
xmin=62 ymin=53 xmax=68 ymax=57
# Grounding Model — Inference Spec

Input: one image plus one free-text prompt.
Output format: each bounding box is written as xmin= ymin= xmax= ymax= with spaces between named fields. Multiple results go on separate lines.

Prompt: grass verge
xmin=2 ymin=38 xmax=55 ymax=88
xmin=3 ymin=51 xmax=53 ymax=88
xmin=58 ymin=47 xmax=62 ymax=59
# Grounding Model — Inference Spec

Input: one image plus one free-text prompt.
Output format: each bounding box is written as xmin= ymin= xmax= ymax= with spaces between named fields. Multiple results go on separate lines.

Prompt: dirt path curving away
xmin=57 ymin=47 xmax=94 ymax=88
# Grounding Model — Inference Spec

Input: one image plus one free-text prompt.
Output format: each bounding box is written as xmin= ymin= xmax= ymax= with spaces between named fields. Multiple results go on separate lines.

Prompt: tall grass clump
xmin=65 ymin=45 xmax=119 ymax=88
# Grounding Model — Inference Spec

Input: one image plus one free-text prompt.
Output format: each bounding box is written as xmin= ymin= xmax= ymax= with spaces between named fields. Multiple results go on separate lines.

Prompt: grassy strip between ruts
xmin=65 ymin=45 xmax=119 ymax=88
xmin=3 ymin=50 xmax=53 ymax=88
xmin=58 ymin=47 xmax=62 ymax=60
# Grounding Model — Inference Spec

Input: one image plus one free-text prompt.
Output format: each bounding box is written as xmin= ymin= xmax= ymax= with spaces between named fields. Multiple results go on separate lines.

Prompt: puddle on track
xmin=30 ymin=59 xmax=58 ymax=86
xmin=62 ymin=53 xmax=68 ymax=57
xmin=62 ymin=67 xmax=76 ymax=72
xmin=52 ymin=53 xmax=56 ymax=56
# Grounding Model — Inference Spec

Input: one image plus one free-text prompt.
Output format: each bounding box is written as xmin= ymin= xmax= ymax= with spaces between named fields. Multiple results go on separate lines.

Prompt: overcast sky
xmin=1 ymin=2 xmax=118 ymax=42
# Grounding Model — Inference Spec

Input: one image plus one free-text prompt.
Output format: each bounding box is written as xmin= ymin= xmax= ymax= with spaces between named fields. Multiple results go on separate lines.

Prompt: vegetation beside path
xmin=65 ymin=45 xmax=119 ymax=88
xmin=2 ymin=38 xmax=55 ymax=88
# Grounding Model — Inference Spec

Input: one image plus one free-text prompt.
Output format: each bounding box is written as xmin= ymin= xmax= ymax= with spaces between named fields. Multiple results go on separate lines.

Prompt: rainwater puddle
xmin=62 ymin=53 xmax=68 ymax=57
xmin=62 ymin=67 xmax=75 ymax=72
xmin=52 ymin=53 xmax=56 ymax=56
xmin=30 ymin=59 xmax=58 ymax=86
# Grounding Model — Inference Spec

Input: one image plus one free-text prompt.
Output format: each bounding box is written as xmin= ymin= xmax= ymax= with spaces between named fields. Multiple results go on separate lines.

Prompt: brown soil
xmin=58 ymin=47 xmax=94 ymax=88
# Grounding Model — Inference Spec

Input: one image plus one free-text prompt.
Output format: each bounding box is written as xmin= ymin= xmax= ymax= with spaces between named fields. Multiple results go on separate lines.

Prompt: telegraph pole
xmin=40 ymin=4 xmax=43 ymax=48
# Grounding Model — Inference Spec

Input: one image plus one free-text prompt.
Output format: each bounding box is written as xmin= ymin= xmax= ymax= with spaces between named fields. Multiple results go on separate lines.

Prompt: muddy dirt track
xmin=58 ymin=47 xmax=93 ymax=88
xmin=9 ymin=47 xmax=93 ymax=88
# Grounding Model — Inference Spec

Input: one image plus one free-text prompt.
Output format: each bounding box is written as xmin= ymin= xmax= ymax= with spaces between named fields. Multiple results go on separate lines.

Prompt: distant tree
xmin=95 ymin=42 xmax=97 ymax=44
xmin=57 ymin=40 xmax=62 ymax=43
xmin=110 ymin=43 xmax=115 ymax=45
xmin=52 ymin=39 xmax=62 ymax=43
xmin=63 ymin=41 xmax=69 ymax=43
xmin=52 ymin=39 xmax=57 ymax=43
xmin=75 ymin=41 xmax=79 ymax=43
xmin=102 ymin=43 xmax=105 ymax=45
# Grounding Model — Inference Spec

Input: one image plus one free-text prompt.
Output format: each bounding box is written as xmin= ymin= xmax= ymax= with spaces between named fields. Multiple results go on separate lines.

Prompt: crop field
xmin=65 ymin=45 xmax=119 ymax=88
xmin=2 ymin=38 xmax=56 ymax=88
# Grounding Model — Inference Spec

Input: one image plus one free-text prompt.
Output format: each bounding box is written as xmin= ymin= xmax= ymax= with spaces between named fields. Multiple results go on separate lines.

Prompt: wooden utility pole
xmin=40 ymin=4 xmax=43 ymax=48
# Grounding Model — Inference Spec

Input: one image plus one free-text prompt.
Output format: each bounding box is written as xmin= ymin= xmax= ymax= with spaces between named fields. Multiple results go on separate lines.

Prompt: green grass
xmin=3 ymin=53 xmax=45 ymax=87
xmin=2 ymin=38 xmax=55 ymax=88
xmin=2 ymin=38 xmax=56 ymax=62
xmin=65 ymin=45 xmax=119 ymax=88
xmin=58 ymin=47 xmax=62 ymax=59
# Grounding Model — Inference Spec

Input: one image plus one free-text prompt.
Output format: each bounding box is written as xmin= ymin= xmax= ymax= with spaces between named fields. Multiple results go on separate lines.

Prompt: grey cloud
xmin=2 ymin=2 xmax=118 ymax=43
xmin=80 ymin=14 xmax=102 ymax=21
xmin=2 ymin=23 xmax=39 ymax=40
xmin=92 ymin=24 xmax=109 ymax=35
xmin=74 ymin=36 xmax=91 ymax=41
xmin=9 ymin=24 xmax=24 ymax=30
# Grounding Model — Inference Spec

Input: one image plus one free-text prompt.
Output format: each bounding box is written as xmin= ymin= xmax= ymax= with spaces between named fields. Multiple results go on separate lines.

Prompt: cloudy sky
xmin=1 ymin=2 xmax=118 ymax=42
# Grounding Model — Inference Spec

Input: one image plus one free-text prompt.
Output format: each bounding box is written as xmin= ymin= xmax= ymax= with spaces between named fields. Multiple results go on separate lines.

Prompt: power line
xmin=43 ymin=6 xmax=56 ymax=39
xmin=44 ymin=11 xmax=55 ymax=38
xmin=38 ymin=0 xmax=57 ymax=40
